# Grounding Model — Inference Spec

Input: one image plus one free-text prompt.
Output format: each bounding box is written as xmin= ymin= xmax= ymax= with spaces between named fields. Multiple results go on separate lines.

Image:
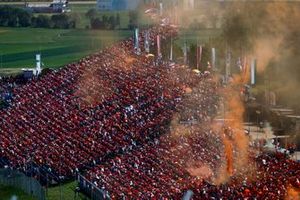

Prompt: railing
xmin=77 ymin=174 xmax=109 ymax=200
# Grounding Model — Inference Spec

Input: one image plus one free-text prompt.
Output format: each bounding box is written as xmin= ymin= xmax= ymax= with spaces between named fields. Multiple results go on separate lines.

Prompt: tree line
xmin=0 ymin=6 xmax=76 ymax=29
xmin=85 ymin=9 xmax=139 ymax=30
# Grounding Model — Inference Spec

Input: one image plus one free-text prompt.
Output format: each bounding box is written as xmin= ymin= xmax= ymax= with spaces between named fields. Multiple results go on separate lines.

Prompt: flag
xmin=242 ymin=56 xmax=248 ymax=78
xmin=251 ymin=59 xmax=257 ymax=85
xmin=183 ymin=42 xmax=188 ymax=65
xmin=36 ymin=54 xmax=41 ymax=75
xmin=196 ymin=45 xmax=202 ymax=69
xmin=144 ymin=30 xmax=150 ymax=53
xmin=170 ymin=38 xmax=173 ymax=61
xmin=225 ymin=50 xmax=231 ymax=82
xmin=211 ymin=48 xmax=216 ymax=69
xmin=134 ymin=28 xmax=139 ymax=50
xmin=237 ymin=57 xmax=242 ymax=71
xmin=157 ymin=35 xmax=162 ymax=58
xmin=134 ymin=28 xmax=141 ymax=55
xmin=159 ymin=2 xmax=163 ymax=16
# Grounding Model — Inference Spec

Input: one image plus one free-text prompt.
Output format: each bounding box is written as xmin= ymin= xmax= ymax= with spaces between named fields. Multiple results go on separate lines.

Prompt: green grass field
xmin=0 ymin=2 xmax=158 ymax=76
xmin=177 ymin=29 xmax=221 ymax=45
xmin=0 ymin=185 xmax=37 ymax=200
xmin=47 ymin=181 xmax=89 ymax=200
xmin=0 ymin=27 xmax=132 ymax=74
xmin=68 ymin=4 xmax=131 ymax=29
xmin=0 ymin=27 xmax=220 ymax=74
xmin=0 ymin=181 xmax=90 ymax=200
xmin=0 ymin=3 xmax=221 ymax=200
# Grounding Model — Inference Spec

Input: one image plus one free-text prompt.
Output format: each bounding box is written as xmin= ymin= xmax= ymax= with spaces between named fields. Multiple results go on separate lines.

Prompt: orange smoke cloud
xmin=226 ymin=76 xmax=249 ymax=170
xmin=214 ymin=67 xmax=250 ymax=184
xmin=285 ymin=187 xmax=300 ymax=200
xmin=187 ymin=164 xmax=213 ymax=180
xmin=75 ymin=65 xmax=113 ymax=106
xmin=252 ymin=37 xmax=283 ymax=73
xmin=223 ymin=137 xmax=233 ymax=176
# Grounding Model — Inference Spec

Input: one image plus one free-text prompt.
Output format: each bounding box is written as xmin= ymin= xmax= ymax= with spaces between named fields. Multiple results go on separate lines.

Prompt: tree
xmin=0 ymin=5 xmax=77 ymax=29
xmin=51 ymin=14 xmax=75 ymax=29
xmin=91 ymin=18 xmax=104 ymax=29
xmin=7 ymin=14 xmax=18 ymax=27
xmin=0 ymin=6 xmax=15 ymax=26
xmin=0 ymin=6 xmax=33 ymax=27
xmin=128 ymin=11 xmax=138 ymax=30
xmin=69 ymin=13 xmax=79 ymax=29
xmin=116 ymin=13 xmax=120 ymax=29
xmin=108 ymin=15 xmax=116 ymax=30
xmin=18 ymin=10 xmax=32 ymax=27
xmin=85 ymin=8 xmax=98 ymax=20
xmin=102 ymin=15 xmax=111 ymax=29
xmin=33 ymin=15 xmax=51 ymax=28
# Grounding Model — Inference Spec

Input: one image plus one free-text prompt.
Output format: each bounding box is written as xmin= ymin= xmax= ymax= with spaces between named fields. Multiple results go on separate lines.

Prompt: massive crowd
xmin=0 ymin=19 xmax=299 ymax=199
xmin=82 ymin=61 xmax=300 ymax=199
xmin=191 ymin=153 xmax=300 ymax=199
xmin=0 ymin=25 xmax=182 ymax=183
xmin=85 ymin=126 xmax=223 ymax=199
xmin=0 ymin=75 xmax=26 ymax=108
xmin=85 ymin=75 xmax=223 ymax=199
xmin=86 ymin=148 xmax=300 ymax=199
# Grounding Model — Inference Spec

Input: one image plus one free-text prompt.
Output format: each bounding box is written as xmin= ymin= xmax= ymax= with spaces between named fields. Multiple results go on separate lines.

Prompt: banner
xmin=157 ymin=35 xmax=162 ymax=58
xmin=211 ymin=48 xmax=216 ymax=69
xmin=196 ymin=45 xmax=202 ymax=69
xmin=170 ymin=38 xmax=173 ymax=61
xmin=159 ymin=2 xmax=163 ymax=16
xmin=134 ymin=28 xmax=139 ymax=50
xmin=183 ymin=42 xmax=188 ymax=65
xmin=144 ymin=30 xmax=150 ymax=53
xmin=243 ymin=56 xmax=248 ymax=76
xmin=36 ymin=54 xmax=41 ymax=75
xmin=237 ymin=57 xmax=242 ymax=71
xmin=225 ymin=50 xmax=231 ymax=82
xmin=251 ymin=59 xmax=257 ymax=85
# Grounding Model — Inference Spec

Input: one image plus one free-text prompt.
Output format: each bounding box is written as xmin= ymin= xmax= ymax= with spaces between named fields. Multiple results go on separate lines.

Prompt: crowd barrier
xmin=0 ymin=168 xmax=46 ymax=200
xmin=77 ymin=173 xmax=109 ymax=200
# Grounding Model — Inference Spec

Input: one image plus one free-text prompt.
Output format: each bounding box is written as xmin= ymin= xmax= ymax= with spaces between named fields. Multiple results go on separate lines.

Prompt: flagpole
xmin=170 ymin=36 xmax=173 ymax=61
xmin=196 ymin=38 xmax=199 ymax=70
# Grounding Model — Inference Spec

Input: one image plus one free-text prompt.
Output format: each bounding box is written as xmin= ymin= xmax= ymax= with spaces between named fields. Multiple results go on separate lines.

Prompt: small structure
xmin=36 ymin=54 xmax=42 ymax=75
xmin=22 ymin=54 xmax=42 ymax=80
xmin=26 ymin=0 xmax=70 ymax=13
xmin=22 ymin=69 xmax=34 ymax=79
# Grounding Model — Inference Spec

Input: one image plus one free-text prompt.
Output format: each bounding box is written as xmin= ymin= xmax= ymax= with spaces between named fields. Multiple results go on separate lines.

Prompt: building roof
xmin=97 ymin=0 xmax=141 ymax=10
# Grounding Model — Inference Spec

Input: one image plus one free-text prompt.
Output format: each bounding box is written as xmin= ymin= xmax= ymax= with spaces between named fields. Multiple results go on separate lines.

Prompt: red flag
xmin=157 ymin=35 xmax=161 ymax=57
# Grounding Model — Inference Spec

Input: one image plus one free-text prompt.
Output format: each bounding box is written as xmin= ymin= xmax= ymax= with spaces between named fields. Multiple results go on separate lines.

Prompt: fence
xmin=0 ymin=168 xmax=46 ymax=200
xmin=77 ymin=174 xmax=109 ymax=200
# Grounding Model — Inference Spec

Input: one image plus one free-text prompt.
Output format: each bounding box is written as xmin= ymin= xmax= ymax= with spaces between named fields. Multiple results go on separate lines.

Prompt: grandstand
xmin=0 ymin=3 xmax=299 ymax=200
xmin=0 ymin=25 xmax=179 ymax=183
